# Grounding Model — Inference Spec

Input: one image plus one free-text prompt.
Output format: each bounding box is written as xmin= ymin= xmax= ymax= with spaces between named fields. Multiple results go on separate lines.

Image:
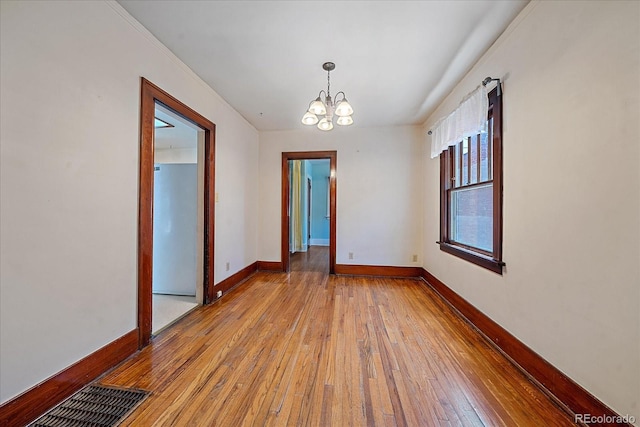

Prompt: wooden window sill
xmin=438 ymin=242 xmax=504 ymax=274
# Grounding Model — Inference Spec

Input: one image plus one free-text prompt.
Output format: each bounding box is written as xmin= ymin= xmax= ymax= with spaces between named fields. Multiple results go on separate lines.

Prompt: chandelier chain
xmin=327 ymin=69 xmax=331 ymax=99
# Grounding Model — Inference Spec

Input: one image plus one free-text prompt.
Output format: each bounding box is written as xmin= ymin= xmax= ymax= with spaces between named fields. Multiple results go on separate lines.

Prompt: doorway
xmin=138 ymin=78 xmax=216 ymax=348
xmin=152 ymin=104 xmax=201 ymax=334
xmin=281 ymin=151 xmax=337 ymax=274
xmin=288 ymin=161 xmax=330 ymax=273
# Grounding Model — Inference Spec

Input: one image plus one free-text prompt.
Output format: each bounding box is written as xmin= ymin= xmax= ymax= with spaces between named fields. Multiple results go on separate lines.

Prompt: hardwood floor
xmin=99 ymin=268 xmax=576 ymax=426
xmin=290 ymin=246 xmax=329 ymax=273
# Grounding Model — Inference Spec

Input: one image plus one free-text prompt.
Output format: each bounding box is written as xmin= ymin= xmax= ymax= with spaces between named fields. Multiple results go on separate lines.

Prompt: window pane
xmin=461 ymin=138 xmax=468 ymax=185
xmin=450 ymin=183 xmax=493 ymax=252
xmin=480 ymin=131 xmax=489 ymax=182
xmin=470 ymin=135 xmax=478 ymax=185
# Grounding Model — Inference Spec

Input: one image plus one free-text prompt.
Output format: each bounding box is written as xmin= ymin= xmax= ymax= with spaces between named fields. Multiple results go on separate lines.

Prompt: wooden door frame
xmin=138 ymin=78 xmax=216 ymax=348
xmin=282 ymin=151 xmax=336 ymax=274
xmin=307 ymin=178 xmax=312 ymax=241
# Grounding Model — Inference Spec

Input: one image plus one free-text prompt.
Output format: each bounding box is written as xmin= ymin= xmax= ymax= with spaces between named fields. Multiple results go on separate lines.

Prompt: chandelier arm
xmin=334 ymin=91 xmax=346 ymax=103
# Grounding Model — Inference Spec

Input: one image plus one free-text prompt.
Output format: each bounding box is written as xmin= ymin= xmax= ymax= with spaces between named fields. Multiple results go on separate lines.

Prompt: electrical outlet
xmin=412 ymin=254 xmax=418 ymax=262
xmin=216 ymin=290 xmax=222 ymax=298
xmin=225 ymin=262 xmax=230 ymax=271
xmin=348 ymin=252 xmax=354 ymax=260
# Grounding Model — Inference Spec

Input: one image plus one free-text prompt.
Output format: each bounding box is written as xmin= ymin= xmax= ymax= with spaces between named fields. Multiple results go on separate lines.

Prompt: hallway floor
xmin=290 ymin=245 xmax=329 ymax=273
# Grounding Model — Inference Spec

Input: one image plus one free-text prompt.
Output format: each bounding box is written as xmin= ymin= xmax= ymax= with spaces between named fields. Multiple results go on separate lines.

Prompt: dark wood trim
xmin=0 ymin=329 xmax=138 ymax=427
xmin=420 ymin=268 xmax=632 ymax=427
xmin=454 ymin=141 xmax=460 ymax=183
xmin=466 ymin=136 xmax=471 ymax=185
xmin=335 ymin=264 xmax=422 ymax=278
xmin=214 ymin=262 xmax=257 ymax=296
xmin=449 ymin=179 xmax=494 ymax=192
xmin=281 ymin=151 xmax=337 ymax=274
xmin=257 ymin=261 xmax=284 ymax=271
xmin=491 ymin=90 xmax=504 ymax=266
xmin=475 ymin=134 xmax=481 ymax=183
xmin=307 ymin=178 xmax=312 ymax=241
xmin=439 ymin=242 xmax=504 ymax=274
xmin=139 ymin=78 xmax=216 ymax=348
xmin=439 ymin=149 xmax=448 ymax=248
xmin=138 ymin=81 xmax=155 ymax=348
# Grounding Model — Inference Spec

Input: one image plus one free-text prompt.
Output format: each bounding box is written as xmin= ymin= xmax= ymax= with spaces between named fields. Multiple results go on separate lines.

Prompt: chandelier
xmin=301 ymin=62 xmax=353 ymax=131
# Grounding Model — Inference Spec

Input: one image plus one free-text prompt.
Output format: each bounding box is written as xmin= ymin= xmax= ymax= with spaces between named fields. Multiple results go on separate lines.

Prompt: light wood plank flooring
xmin=291 ymin=246 xmax=329 ymax=273
xmin=100 ymin=253 xmax=575 ymax=426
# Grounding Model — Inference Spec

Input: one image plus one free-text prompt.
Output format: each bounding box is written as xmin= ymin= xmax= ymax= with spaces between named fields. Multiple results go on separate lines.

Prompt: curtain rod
xmin=427 ymin=77 xmax=501 ymax=135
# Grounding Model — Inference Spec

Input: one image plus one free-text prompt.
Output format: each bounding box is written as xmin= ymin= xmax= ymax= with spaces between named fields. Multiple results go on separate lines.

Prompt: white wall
xmin=259 ymin=126 xmax=423 ymax=266
xmin=155 ymin=147 xmax=197 ymax=164
xmin=423 ymin=0 xmax=639 ymax=421
xmin=0 ymin=0 xmax=259 ymax=403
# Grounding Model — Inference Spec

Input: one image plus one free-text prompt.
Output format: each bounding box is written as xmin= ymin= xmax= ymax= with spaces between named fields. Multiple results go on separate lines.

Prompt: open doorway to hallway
xmin=281 ymin=151 xmax=336 ymax=274
xmin=289 ymin=159 xmax=330 ymax=273
xmin=151 ymin=103 xmax=203 ymax=334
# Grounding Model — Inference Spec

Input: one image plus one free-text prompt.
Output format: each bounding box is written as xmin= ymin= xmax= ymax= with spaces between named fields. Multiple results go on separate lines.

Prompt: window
xmin=439 ymin=88 xmax=504 ymax=274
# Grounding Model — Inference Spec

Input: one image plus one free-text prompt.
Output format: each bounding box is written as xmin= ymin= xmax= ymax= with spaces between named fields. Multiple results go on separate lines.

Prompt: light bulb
xmin=336 ymin=115 xmax=353 ymax=126
xmin=335 ymin=99 xmax=353 ymax=117
xmin=317 ymin=117 xmax=333 ymax=131
xmin=301 ymin=112 xmax=318 ymax=125
xmin=308 ymin=98 xmax=326 ymax=115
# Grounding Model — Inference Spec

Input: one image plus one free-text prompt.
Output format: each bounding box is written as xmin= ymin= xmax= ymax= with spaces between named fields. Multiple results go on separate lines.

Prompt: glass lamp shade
xmin=317 ymin=117 xmax=334 ymax=131
xmin=336 ymin=115 xmax=353 ymax=126
xmin=301 ymin=112 xmax=319 ymax=125
xmin=334 ymin=99 xmax=353 ymax=117
xmin=308 ymin=98 xmax=327 ymax=115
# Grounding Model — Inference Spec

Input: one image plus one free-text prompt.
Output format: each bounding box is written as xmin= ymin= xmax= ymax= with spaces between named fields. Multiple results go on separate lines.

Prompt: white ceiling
xmin=119 ymin=0 xmax=528 ymax=131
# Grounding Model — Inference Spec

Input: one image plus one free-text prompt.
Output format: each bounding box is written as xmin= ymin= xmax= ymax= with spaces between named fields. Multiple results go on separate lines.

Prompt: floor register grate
xmin=30 ymin=385 xmax=150 ymax=427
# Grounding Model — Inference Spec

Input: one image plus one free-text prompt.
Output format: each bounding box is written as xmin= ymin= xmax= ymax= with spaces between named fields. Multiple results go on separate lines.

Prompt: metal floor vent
xmin=30 ymin=384 xmax=149 ymax=427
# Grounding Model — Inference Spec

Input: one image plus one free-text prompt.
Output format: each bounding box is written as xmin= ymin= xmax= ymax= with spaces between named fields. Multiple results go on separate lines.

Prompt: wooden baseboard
xmin=214 ymin=261 xmax=258 ymax=297
xmin=335 ymin=264 xmax=421 ymax=277
xmin=0 ymin=329 xmax=138 ymax=427
xmin=420 ymin=268 xmax=631 ymax=427
xmin=257 ymin=261 xmax=284 ymax=272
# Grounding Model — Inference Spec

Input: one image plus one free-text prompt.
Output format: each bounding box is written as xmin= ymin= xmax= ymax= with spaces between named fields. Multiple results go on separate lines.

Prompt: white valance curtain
xmin=430 ymin=85 xmax=488 ymax=158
